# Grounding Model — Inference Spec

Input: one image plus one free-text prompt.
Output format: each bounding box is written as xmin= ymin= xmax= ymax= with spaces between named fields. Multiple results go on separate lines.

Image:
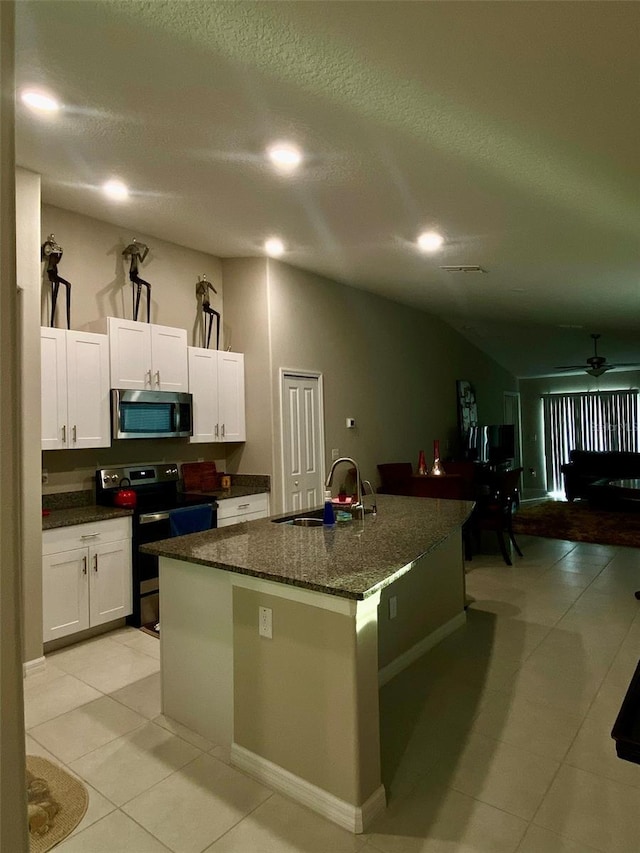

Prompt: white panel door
xmin=89 ymin=540 xmax=132 ymax=627
xmin=42 ymin=548 xmax=90 ymax=641
xmin=218 ymin=351 xmax=246 ymax=441
xmin=66 ymin=331 xmax=111 ymax=448
xmin=41 ymin=327 xmax=68 ymax=450
xmin=150 ymin=324 xmax=188 ymax=391
xmin=281 ymin=373 xmax=323 ymax=513
xmin=188 ymin=346 xmax=219 ymax=443
xmin=108 ymin=317 xmax=152 ymax=390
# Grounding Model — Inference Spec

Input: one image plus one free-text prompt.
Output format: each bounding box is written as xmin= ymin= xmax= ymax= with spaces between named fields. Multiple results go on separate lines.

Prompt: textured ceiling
xmin=14 ymin=1 xmax=640 ymax=378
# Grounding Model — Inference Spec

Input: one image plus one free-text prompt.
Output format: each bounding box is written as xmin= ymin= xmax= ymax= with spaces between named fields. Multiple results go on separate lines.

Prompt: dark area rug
xmin=512 ymin=499 xmax=640 ymax=548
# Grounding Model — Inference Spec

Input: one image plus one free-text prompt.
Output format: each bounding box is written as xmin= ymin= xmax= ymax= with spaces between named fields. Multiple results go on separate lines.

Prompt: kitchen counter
xmin=182 ymin=485 xmax=269 ymax=502
xmin=154 ymin=493 xmax=471 ymax=833
xmin=42 ymin=505 xmax=133 ymax=530
xmin=142 ymin=493 xmax=472 ymax=600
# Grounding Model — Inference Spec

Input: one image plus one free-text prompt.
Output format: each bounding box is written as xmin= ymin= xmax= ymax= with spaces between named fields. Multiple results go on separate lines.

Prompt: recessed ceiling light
xmin=21 ymin=89 xmax=60 ymax=113
xmin=267 ymin=144 xmax=302 ymax=172
xmin=264 ymin=238 xmax=285 ymax=257
xmin=417 ymin=231 xmax=444 ymax=252
xmin=103 ymin=180 xmax=129 ymax=201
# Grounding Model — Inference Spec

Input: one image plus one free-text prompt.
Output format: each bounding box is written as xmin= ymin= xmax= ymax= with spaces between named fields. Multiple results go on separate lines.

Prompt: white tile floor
xmin=25 ymin=534 xmax=640 ymax=852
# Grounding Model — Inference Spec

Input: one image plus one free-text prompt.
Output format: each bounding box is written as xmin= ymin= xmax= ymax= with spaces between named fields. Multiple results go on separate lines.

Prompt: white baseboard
xmin=23 ymin=656 xmax=46 ymax=677
xmin=230 ymin=743 xmax=386 ymax=833
xmin=378 ymin=611 xmax=467 ymax=687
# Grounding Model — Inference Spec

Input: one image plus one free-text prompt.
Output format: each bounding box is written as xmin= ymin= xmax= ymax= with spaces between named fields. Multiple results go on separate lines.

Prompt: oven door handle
xmin=138 ymin=511 xmax=170 ymax=524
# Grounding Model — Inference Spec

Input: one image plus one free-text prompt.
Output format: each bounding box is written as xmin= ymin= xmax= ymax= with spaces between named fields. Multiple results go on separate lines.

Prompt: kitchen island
xmin=142 ymin=494 xmax=473 ymax=832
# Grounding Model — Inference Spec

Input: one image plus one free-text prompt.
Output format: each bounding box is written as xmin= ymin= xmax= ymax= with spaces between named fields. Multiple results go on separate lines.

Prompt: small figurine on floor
xmin=26 ymin=769 xmax=60 ymax=836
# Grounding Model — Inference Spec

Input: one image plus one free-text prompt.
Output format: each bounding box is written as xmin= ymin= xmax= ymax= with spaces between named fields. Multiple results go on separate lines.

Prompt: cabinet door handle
xmin=93 ymin=554 xmax=98 ymax=572
xmin=146 ymin=369 xmax=152 ymax=387
xmin=73 ymin=425 xmax=77 ymax=443
xmin=155 ymin=370 xmax=160 ymax=387
xmin=238 ymin=503 xmax=250 ymax=509
xmin=81 ymin=533 xmax=99 ymax=540
xmin=221 ymin=424 xmax=225 ymax=438
xmin=215 ymin=424 xmax=219 ymax=439
xmin=61 ymin=424 xmax=66 ymax=443
xmin=82 ymin=556 xmax=87 ymax=575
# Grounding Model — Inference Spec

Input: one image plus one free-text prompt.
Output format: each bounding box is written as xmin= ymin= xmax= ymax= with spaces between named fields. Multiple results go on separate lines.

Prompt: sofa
xmin=561 ymin=450 xmax=640 ymax=501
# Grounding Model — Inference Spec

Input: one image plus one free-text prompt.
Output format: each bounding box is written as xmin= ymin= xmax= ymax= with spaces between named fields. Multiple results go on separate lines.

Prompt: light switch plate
xmin=331 ymin=448 xmax=340 ymax=461
xmin=259 ymin=606 xmax=272 ymax=639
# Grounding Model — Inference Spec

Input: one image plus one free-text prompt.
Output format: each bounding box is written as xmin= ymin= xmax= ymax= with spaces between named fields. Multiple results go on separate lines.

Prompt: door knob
xmin=294 ymin=480 xmax=299 ymax=486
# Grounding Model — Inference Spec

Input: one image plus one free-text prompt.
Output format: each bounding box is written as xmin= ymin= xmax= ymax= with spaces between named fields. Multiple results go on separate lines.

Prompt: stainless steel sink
xmin=290 ymin=517 xmax=324 ymax=527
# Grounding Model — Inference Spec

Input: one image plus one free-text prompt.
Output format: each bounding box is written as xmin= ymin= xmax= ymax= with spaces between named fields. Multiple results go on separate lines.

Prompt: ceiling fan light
xmin=586 ymin=367 xmax=607 ymax=377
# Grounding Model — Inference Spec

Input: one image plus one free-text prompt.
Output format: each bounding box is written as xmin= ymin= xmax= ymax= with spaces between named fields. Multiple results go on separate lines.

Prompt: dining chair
xmin=470 ymin=467 xmax=523 ymax=566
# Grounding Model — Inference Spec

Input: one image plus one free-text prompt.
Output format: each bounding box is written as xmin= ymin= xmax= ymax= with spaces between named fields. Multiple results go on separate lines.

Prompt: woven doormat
xmin=27 ymin=755 xmax=88 ymax=852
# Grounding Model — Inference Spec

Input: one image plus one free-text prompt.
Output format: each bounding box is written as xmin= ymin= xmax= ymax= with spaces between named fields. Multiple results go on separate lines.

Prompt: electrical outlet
xmin=259 ymin=606 xmax=272 ymax=639
xmin=331 ymin=448 xmax=340 ymax=461
xmin=42 ymin=469 xmax=49 ymax=485
xmin=389 ymin=596 xmax=397 ymax=620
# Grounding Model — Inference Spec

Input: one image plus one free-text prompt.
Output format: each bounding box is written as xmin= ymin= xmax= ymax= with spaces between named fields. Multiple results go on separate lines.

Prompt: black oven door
xmin=130 ymin=502 xmax=217 ymax=628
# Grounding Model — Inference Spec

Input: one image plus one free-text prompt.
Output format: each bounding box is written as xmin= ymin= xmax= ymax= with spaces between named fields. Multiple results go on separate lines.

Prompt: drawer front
xmin=43 ymin=517 xmax=132 ymax=556
xmin=217 ymin=509 xmax=268 ymax=529
xmin=217 ymin=493 xmax=269 ymax=521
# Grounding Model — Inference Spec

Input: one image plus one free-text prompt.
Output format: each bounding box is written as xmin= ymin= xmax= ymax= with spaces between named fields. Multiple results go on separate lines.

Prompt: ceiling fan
xmin=555 ymin=333 xmax=640 ymax=377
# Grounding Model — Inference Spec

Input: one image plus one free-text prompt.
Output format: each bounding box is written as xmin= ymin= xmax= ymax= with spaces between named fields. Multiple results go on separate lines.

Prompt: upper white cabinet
xmin=41 ymin=327 xmax=110 ymax=451
xmin=108 ymin=317 xmax=188 ymax=392
xmin=188 ymin=347 xmax=246 ymax=443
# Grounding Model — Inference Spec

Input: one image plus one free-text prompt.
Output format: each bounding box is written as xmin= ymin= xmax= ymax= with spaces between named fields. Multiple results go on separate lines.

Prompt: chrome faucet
xmin=325 ymin=457 xmax=377 ymax=518
xmin=361 ymin=479 xmax=377 ymax=516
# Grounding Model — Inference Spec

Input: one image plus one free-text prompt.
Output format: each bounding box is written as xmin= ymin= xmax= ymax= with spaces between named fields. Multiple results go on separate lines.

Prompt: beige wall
xmin=266 ymin=260 xmax=517 ymax=512
xmin=16 ymin=169 xmax=43 ymax=660
xmin=377 ymin=532 xmax=464 ymax=670
xmin=519 ymin=370 xmax=640 ymax=493
xmin=233 ymin=587 xmax=380 ymax=805
xmin=221 ymin=258 xmax=273 ymax=477
xmin=0 ymin=1 xmax=29 ymax=847
xmin=41 ymin=204 xmax=223 ymax=341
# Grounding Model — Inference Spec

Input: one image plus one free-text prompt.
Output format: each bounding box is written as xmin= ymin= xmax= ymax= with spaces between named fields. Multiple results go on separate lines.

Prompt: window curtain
xmin=542 ymin=390 xmax=639 ymax=493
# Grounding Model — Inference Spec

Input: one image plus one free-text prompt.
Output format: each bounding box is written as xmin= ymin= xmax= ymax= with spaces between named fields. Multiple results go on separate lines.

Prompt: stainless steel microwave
xmin=111 ymin=389 xmax=193 ymax=439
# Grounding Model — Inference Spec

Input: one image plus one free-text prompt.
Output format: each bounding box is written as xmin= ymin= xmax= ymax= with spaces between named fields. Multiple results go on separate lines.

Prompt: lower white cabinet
xmin=42 ymin=517 xmax=132 ymax=642
xmin=217 ymin=493 xmax=269 ymax=528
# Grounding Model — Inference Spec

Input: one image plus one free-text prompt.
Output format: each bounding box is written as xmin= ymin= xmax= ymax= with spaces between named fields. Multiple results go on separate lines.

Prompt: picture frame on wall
xmin=456 ymin=379 xmax=478 ymax=434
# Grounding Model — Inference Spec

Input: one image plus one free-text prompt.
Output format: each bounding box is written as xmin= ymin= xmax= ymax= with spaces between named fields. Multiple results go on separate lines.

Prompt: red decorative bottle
xmin=431 ymin=439 xmax=445 ymax=476
xmin=417 ymin=449 xmax=427 ymax=476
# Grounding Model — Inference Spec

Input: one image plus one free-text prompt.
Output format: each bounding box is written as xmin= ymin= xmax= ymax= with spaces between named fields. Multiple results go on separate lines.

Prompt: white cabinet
xmin=108 ymin=317 xmax=188 ymax=392
xmin=188 ymin=347 xmax=246 ymax=443
xmin=41 ymin=327 xmax=110 ymax=451
xmin=42 ymin=517 xmax=132 ymax=642
xmin=217 ymin=493 xmax=269 ymax=528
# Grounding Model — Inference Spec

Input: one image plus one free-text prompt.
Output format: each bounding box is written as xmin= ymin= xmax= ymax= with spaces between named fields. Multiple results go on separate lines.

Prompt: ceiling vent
xmin=439 ymin=265 xmax=487 ymax=273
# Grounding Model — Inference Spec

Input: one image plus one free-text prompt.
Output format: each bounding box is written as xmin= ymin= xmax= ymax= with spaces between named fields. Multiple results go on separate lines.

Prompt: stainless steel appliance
xmin=96 ymin=463 xmax=217 ymax=627
xmin=111 ymin=389 xmax=193 ymax=440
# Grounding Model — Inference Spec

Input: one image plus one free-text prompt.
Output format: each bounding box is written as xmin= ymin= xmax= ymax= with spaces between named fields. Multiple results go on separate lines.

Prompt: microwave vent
xmin=439 ymin=265 xmax=487 ymax=273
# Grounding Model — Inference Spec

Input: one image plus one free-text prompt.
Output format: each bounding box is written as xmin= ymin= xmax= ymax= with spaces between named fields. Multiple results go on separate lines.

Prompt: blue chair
xmin=169 ymin=504 xmax=213 ymax=537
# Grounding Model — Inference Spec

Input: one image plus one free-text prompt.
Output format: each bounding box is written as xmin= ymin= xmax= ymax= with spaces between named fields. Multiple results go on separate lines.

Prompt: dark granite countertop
xmin=141 ymin=494 xmax=473 ymax=600
xmin=42 ymin=505 xmax=133 ymax=531
xmin=183 ymin=486 xmax=269 ymax=502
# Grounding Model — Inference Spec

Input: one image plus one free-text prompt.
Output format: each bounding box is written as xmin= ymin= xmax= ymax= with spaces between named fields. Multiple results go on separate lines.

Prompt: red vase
xmin=431 ymin=440 xmax=445 ymax=476
xmin=417 ymin=450 xmax=427 ymax=476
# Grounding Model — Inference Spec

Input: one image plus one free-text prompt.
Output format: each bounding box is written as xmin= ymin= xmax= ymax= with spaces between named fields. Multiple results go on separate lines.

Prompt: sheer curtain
xmin=542 ymin=390 xmax=639 ymax=494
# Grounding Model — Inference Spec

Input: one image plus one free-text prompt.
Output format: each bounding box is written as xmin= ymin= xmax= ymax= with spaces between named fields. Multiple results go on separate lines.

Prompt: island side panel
xmin=160 ymin=557 xmax=233 ymax=749
xmin=377 ymin=530 xmax=466 ymax=675
xmin=232 ymin=587 xmax=382 ymax=808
